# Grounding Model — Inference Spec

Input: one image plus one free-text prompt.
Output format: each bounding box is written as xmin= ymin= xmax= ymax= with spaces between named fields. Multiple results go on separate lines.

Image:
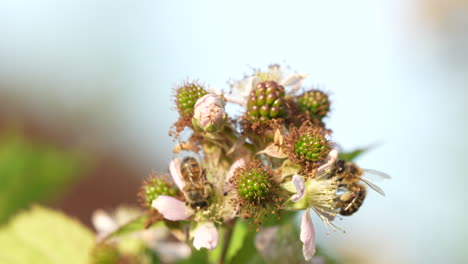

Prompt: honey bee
xmin=329 ymin=160 xmax=390 ymax=216
xmin=180 ymin=156 xmax=212 ymax=210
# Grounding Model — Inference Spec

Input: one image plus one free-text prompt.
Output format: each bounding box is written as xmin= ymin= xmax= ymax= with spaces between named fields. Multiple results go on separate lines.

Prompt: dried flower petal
xmin=193 ymin=222 xmax=219 ymax=251
xmin=300 ymin=208 xmax=316 ymax=261
xmin=152 ymin=195 xmax=193 ymax=221
xmin=256 ymin=143 xmax=288 ymax=159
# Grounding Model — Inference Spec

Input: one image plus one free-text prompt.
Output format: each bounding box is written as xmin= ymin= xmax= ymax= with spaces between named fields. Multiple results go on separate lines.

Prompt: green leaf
xmin=338 ymin=146 xmax=373 ymax=162
xmin=176 ymin=248 xmax=209 ymax=264
xmin=228 ymin=227 xmax=265 ymax=264
xmin=0 ymin=131 xmax=87 ymax=224
xmin=0 ymin=205 xmax=94 ymax=264
xmin=103 ymin=215 xmax=162 ymax=240
xmin=225 ymin=221 xmax=248 ymax=262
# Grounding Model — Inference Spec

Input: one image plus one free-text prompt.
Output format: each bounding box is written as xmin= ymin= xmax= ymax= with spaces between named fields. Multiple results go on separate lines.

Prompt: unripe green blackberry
xmin=176 ymin=83 xmax=208 ymax=116
xmin=139 ymin=175 xmax=179 ymax=208
xmin=236 ymin=166 xmax=272 ymax=204
xmin=231 ymin=161 xmax=284 ymax=227
xmin=247 ymin=81 xmax=286 ymax=123
xmin=297 ymin=90 xmax=330 ymax=120
xmin=294 ymin=133 xmax=330 ymax=162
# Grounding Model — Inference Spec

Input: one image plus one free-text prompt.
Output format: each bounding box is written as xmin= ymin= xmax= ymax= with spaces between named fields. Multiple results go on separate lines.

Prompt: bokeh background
xmin=0 ymin=1 xmax=467 ymax=263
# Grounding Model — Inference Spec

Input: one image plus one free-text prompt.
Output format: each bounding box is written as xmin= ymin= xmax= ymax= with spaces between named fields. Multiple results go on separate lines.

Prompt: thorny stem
xmin=217 ymin=220 xmax=236 ymax=264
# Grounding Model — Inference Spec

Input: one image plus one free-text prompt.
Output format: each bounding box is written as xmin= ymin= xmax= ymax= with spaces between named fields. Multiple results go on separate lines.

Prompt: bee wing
xmin=362 ymin=169 xmax=391 ymax=181
xmin=360 ymin=178 xmax=386 ymax=196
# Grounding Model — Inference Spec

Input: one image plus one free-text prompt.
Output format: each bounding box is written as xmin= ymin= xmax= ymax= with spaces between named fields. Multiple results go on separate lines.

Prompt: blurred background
xmin=0 ymin=0 xmax=467 ymax=263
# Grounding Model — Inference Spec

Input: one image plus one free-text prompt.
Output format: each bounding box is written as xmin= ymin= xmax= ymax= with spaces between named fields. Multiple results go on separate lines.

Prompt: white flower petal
xmin=317 ymin=148 xmax=339 ymax=174
xmin=91 ymin=209 xmax=118 ymax=238
xmin=193 ymin=222 xmax=219 ymax=251
xmin=152 ymin=195 xmax=193 ymax=221
xmin=291 ymin=174 xmax=305 ymax=202
xmin=281 ymin=73 xmax=308 ymax=94
xmin=241 ymin=76 xmax=260 ymax=98
xmin=169 ymin=158 xmax=185 ymax=190
xmin=300 ymin=208 xmax=316 ymax=261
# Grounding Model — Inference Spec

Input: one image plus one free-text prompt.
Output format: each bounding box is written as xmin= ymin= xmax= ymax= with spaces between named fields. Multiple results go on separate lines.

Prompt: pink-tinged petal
xmin=224 ymin=158 xmax=245 ymax=193
xmin=152 ymin=195 xmax=193 ymax=221
xmin=317 ymin=148 xmax=339 ymax=174
xmin=169 ymin=158 xmax=185 ymax=190
xmin=291 ymin=175 xmax=305 ymax=202
xmin=300 ymin=208 xmax=316 ymax=261
xmin=193 ymin=222 xmax=219 ymax=251
xmin=226 ymin=159 xmax=245 ymax=183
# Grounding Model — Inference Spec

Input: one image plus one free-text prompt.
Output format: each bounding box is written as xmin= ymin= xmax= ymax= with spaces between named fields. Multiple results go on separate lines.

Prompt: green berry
xmin=144 ymin=178 xmax=178 ymax=207
xmin=247 ymin=81 xmax=286 ymax=123
xmin=297 ymin=90 xmax=330 ymax=120
xmin=236 ymin=167 xmax=272 ymax=204
xmin=176 ymin=83 xmax=208 ymax=116
xmin=294 ymin=133 xmax=330 ymax=162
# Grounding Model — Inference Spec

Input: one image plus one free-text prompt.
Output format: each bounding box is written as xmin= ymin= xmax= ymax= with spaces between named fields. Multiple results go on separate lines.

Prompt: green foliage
xmin=225 ymin=221 xmax=248 ymax=262
xmin=0 ymin=205 xmax=94 ymax=264
xmin=176 ymin=248 xmax=209 ymax=264
xmin=0 ymin=132 xmax=86 ymax=224
xmin=338 ymin=146 xmax=371 ymax=162
xmin=103 ymin=215 xmax=151 ymax=241
xmin=227 ymin=226 xmax=266 ymax=264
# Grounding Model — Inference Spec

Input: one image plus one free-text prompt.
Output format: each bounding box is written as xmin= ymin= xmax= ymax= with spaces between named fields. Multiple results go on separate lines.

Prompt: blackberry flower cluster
xmin=137 ymin=65 xmax=389 ymax=262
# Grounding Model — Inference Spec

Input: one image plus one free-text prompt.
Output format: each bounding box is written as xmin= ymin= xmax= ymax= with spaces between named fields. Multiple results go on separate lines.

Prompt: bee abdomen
xmin=339 ymin=186 xmax=367 ymax=216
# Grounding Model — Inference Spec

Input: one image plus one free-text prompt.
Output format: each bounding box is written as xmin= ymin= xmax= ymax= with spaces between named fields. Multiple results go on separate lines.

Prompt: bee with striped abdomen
xmin=329 ymin=160 xmax=390 ymax=216
xmin=180 ymin=156 xmax=212 ymax=210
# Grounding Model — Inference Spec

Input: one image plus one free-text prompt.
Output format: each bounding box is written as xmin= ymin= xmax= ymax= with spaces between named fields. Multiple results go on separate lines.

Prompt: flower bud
xmin=192 ymin=94 xmax=227 ymax=133
xmin=193 ymin=222 xmax=219 ymax=251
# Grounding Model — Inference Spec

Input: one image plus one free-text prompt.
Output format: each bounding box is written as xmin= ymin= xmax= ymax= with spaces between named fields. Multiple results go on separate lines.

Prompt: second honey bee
xmin=180 ymin=156 xmax=212 ymax=210
xmin=329 ymin=159 xmax=390 ymax=216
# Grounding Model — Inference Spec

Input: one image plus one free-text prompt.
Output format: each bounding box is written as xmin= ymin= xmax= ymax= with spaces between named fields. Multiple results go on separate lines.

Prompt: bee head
xmin=335 ymin=160 xmax=346 ymax=174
